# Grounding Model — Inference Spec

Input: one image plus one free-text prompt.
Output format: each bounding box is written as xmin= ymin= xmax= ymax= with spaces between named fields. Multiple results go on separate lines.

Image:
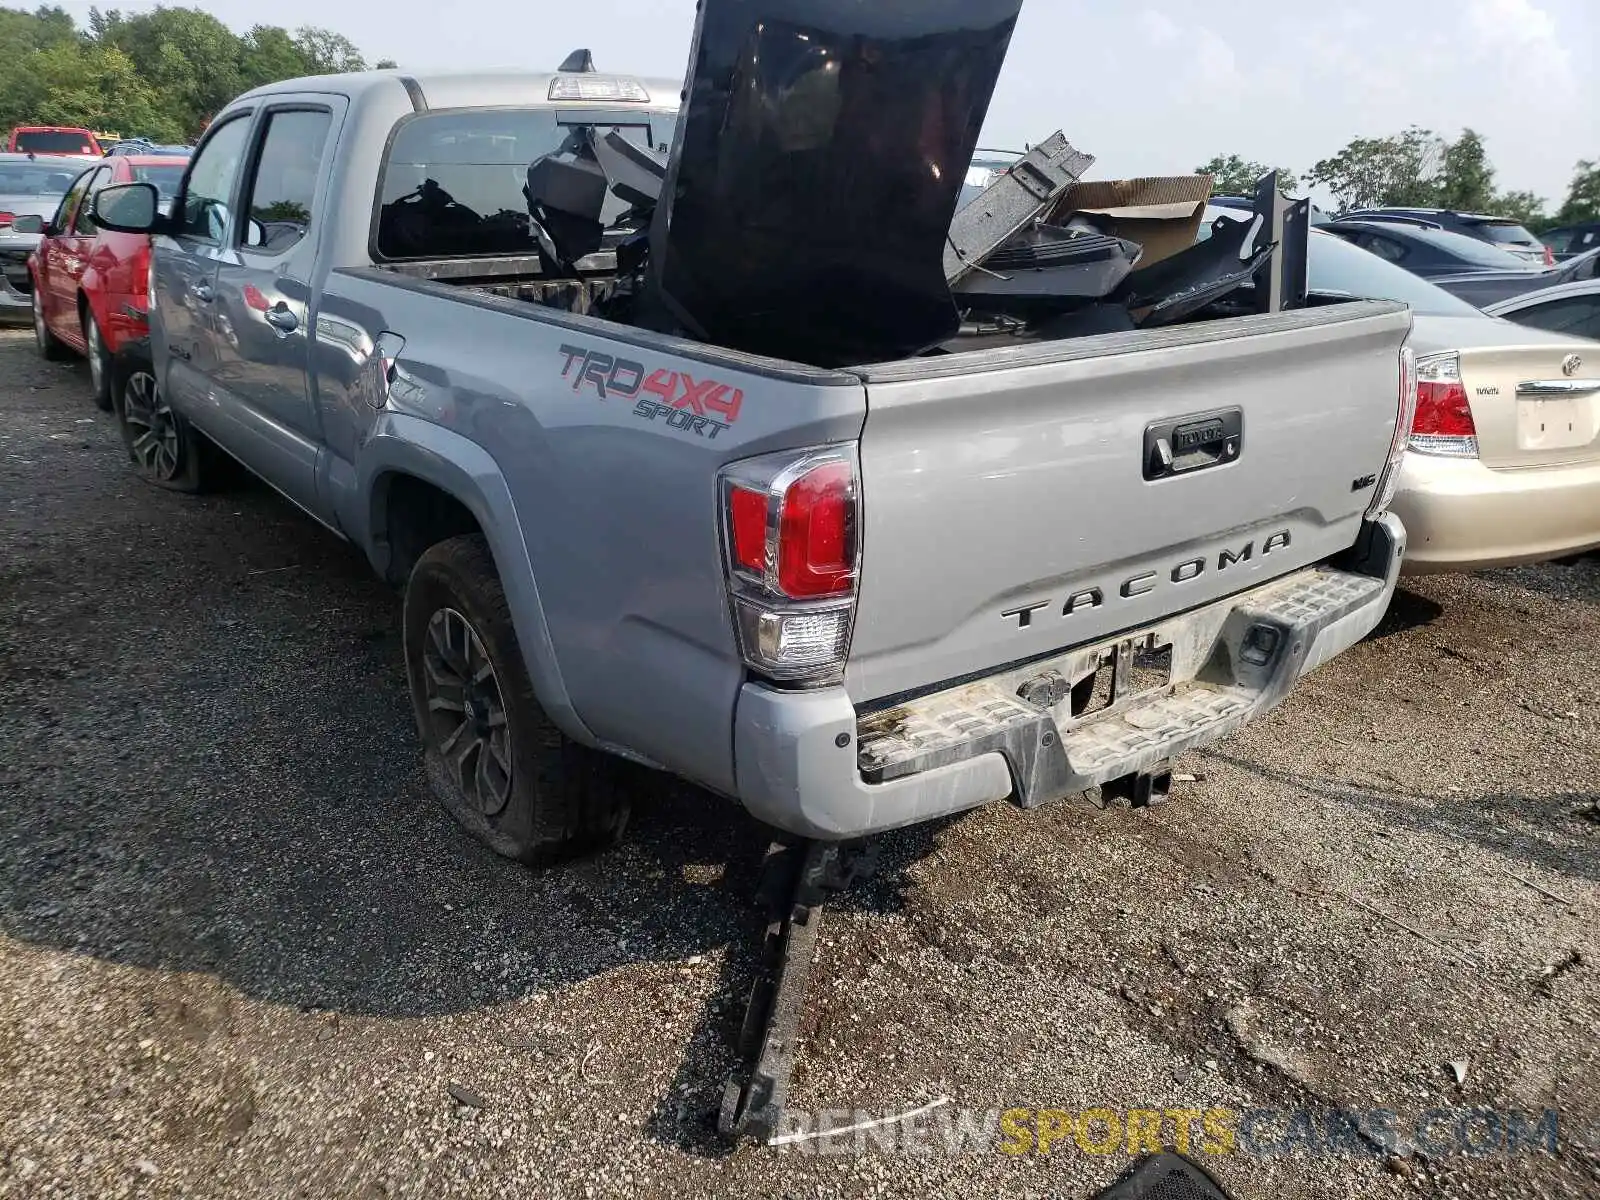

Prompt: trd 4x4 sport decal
xmin=559 ymin=344 xmax=744 ymax=440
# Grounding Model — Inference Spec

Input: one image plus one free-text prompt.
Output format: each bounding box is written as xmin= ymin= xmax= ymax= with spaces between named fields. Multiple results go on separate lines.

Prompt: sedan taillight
xmin=1409 ymin=352 xmax=1479 ymax=458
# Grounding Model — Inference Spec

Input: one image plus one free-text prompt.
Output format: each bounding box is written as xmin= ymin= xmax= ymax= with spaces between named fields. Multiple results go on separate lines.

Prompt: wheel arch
xmin=356 ymin=419 xmax=595 ymax=748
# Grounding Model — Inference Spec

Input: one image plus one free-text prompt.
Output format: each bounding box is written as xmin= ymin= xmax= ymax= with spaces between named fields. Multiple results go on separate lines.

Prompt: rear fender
xmin=355 ymin=412 xmax=596 ymax=748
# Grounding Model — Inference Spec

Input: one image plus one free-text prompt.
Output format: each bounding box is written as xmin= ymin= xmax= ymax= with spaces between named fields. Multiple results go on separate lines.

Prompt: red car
xmin=28 ymin=154 xmax=188 ymax=409
xmin=7 ymin=126 xmax=104 ymax=156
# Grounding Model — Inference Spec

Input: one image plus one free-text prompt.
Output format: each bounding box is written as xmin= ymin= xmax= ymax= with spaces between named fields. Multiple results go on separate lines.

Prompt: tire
xmin=31 ymin=284 xmax=71 ymax=362
xmin=111 ymin=348 xmax=226 ymax=493
xmin=403 ymin=534 xmax=631 ymax=865
xmin=84 ymin=308 xmax=114 ymax=412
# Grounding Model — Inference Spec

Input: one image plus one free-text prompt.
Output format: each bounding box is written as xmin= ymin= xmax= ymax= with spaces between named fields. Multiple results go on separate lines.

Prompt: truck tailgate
xmin=845 ymin=301 xmax=1412 ymax=704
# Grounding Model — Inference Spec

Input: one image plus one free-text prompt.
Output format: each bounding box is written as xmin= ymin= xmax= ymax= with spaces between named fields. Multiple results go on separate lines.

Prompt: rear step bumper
xmin=733 ymin=514 xmax=1404 ymax=840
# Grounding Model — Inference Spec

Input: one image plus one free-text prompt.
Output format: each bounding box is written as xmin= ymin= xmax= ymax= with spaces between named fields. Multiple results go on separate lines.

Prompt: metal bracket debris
xmin=1250 ymin=170 xmax=1310 ymax=314
xmin=944 ymin=132 xmax=1096 ymax=285
xmin=719 ymin=838 xmax=877 ymax=1144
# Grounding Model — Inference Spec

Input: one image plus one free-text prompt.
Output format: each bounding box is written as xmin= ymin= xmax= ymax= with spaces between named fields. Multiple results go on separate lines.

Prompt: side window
xmin=1364 ymin=235 xmax=1406 ymax=263
xmin=51 ymin=169 xmax=94 ymax=233
xmin=1510 ymin=297 xmax=1600 ymax=337
xmin=73 ymin=167 xmax=114 ymax=235
xmin=177 ymin=115 xmax=253 ymax=243
xmin=240 ymin=108 xmax=333 ymax=255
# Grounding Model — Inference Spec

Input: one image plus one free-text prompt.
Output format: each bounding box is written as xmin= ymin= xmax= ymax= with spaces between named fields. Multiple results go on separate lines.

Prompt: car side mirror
xmin=245 ymin=218 xmax=267 ymax=249
xmin=91 ymin=182 xmax=161 ymax=233
xmin=11 ymin=214 xmax=44 ymax=235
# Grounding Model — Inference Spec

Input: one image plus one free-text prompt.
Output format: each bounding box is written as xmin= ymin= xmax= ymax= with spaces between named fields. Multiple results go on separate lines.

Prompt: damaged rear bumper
xmin=734 ymin=514 xmax=1404 ymax=840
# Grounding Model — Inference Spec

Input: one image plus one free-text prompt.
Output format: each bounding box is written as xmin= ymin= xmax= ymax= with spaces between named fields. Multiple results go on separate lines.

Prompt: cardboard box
xmin=1049 ymin=175 xmax=1215 ymax=269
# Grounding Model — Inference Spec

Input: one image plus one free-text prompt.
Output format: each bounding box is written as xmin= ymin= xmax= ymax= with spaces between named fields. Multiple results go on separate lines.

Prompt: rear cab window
xmin=372 ymin=107 xmax=678 ymax=260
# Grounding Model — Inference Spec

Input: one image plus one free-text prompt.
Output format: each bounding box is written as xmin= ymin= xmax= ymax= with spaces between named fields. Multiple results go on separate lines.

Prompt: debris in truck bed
xmin=505 ymin=1 xmax=1315 ymax=369
xmin=943 ymin=131 xmax=1096 ymax=285
xmin=952 ymin=224 xmax=1139 ymax=314
xmin=1117 ymin=213 xmax=1273 ymax=327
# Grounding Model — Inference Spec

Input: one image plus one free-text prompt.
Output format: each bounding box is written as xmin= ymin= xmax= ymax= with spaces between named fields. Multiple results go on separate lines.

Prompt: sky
xmin=56 ymin=0 xmax=1598 ymax=207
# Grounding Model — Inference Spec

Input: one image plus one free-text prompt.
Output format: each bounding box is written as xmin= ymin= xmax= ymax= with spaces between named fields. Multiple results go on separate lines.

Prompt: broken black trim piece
xmin=719 ymin=839 xmax=876 ymax=1144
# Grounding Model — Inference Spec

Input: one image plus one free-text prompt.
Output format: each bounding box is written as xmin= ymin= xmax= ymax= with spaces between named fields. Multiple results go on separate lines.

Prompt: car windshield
xmin=132 ymin=164 xmax=186 ymax=199
xmin=0 ymin=161 xmax=78 ymax=197
xmin=1472 ymin=221 xmax=1538 ymax=246
xmin=13 ymin=130 xmax=94 ymax=154
xmin=1388 ymin=224 xmax=1538 ymax=268
xmin=1306 ymin=230 xmax=1483 ymax=316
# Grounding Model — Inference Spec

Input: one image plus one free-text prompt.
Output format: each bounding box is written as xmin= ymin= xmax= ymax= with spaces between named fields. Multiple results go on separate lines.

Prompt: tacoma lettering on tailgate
xmin=559 ymin=343 xmax=744 ymax=440
xmin=1001 ymin=530 xmax=1293 ymax=629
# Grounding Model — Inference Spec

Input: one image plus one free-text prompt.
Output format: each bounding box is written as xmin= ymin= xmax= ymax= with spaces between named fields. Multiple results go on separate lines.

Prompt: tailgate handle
xmin=1144 ymin=408 xmax=1243 ymax=481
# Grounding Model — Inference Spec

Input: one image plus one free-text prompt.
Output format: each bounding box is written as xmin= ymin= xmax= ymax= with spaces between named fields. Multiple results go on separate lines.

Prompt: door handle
xmin=264 ymin=303 xmax=299 ymax=336
xmin=191 ymin=281 xmax=214 ymax=303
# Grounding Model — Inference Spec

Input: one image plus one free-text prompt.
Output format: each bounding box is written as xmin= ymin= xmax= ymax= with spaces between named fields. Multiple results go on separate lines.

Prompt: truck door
xmin=152 ymin=113 xmax=254 ymax=417
xmin=207 ymin=98 xmax=344 ymax=522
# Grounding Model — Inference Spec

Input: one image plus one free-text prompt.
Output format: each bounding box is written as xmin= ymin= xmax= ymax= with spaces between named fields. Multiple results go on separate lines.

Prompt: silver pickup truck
xmin=85 ymin=6 xmax=1415 ymax=869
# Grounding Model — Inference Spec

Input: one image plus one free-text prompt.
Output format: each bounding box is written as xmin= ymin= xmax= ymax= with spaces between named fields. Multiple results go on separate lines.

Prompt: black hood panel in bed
xmin=645 ymin=0 xmax=1025 ymax=367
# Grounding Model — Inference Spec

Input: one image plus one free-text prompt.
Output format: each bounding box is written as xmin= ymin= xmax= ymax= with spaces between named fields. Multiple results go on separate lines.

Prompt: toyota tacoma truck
xmin=89 ymin=0 xmax=1416 ymax=868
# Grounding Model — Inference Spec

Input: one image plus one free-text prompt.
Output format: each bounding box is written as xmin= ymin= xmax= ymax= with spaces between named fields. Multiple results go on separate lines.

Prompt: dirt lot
xmin=0 ymin=327 xmax=1596 ymax=1199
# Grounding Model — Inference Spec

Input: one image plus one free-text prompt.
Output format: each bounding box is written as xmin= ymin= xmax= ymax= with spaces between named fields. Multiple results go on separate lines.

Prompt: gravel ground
xmin=0 ymin=327 xmax=1596 ymax=1200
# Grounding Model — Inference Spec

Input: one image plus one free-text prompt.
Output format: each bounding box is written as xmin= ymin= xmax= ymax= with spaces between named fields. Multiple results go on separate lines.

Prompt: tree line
xmin=0 ymin=4 xmax=393 ymax=144
xmin=5 ymin=4 xmax=1595 ymax=233
xmin=1197 ymin=128 xmax=1599 ymax=231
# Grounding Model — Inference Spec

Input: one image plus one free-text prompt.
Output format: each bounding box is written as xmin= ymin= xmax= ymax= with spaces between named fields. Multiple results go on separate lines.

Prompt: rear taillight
xmin=0 ymin=211 xmax=13 ymax=229
xmin=721 ymin=447 xmax=859 ymax=684
xmin=1367 ymin=345 xmax=1417 ymax=517
xmin=1543 ymin=245 xmax=1555 ymax=267
xmin=1409 ymin=352 xmax=1478 ymax=458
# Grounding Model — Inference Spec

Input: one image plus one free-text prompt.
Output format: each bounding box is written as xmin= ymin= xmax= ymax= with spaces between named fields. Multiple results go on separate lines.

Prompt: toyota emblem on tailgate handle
xmin=1562 ymin=354 xmax=1582 ymax=377
xmin=1143 ymin=408 xmax=1244 ymax=482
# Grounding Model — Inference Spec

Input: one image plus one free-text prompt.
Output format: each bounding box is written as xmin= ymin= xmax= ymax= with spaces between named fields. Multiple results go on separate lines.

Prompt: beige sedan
xmin=1389 ymin=310 xmax=1600 ymax=574
xmin=1287 ymin=225 xmax=1600 ymax=573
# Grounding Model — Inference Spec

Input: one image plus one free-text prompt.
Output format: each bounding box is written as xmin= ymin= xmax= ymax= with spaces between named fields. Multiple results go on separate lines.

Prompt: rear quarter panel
xmin=314 ymin=271 xmax=866 ymax=793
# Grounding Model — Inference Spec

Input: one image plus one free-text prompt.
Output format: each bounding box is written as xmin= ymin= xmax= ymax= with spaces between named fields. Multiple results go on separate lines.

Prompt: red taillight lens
xmin=1409 ymin=353 xmax=1479 ymax=458
xmin=1543 ymin=245 xmax=1555 ymax=267
xmin=0 ymin=211 xmax=13 ymax=229
xmin=728 ymin=485 xmax=769 ymax=575
xmin=1414 ymin=380 xmax=1474 ymax=436
xmin=777 ymin=461 xmax=855 ymax=598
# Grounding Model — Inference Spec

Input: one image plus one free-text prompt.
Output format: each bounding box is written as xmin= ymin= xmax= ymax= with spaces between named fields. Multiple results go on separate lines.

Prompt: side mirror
xmin=245 ymin=218 xmax=267 ymax=248
xmin=11 ymin=214 xmax=44 ymax=235
xmin=91 ymin=182 xmax=161 ymax=233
